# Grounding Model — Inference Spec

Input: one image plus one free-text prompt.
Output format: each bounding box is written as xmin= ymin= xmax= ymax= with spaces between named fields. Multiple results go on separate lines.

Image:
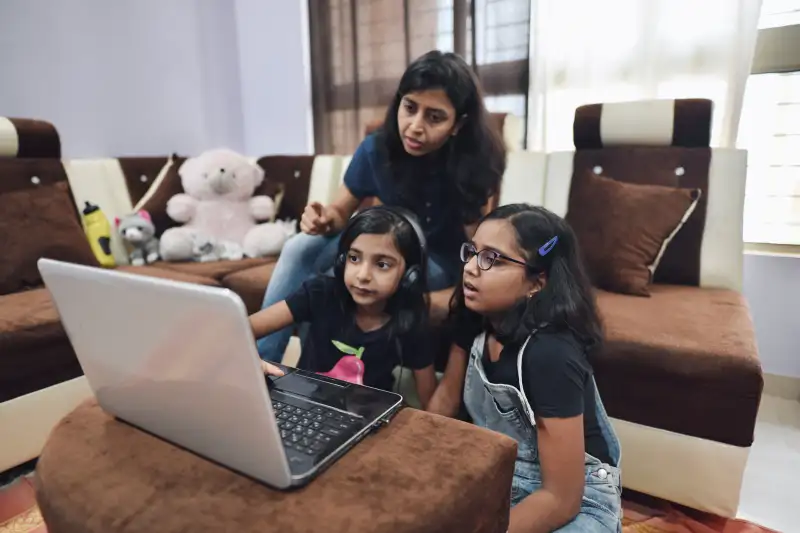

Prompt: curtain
xmin=308 ymin=0 xmax=531 ymax=155
xmin=525 ymin=0 xmax=764 ymax=151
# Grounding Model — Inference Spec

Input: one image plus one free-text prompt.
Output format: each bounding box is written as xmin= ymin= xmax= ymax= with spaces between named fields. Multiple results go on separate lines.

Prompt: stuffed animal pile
xmin=158 ymin=148 xmax=296 ymax=262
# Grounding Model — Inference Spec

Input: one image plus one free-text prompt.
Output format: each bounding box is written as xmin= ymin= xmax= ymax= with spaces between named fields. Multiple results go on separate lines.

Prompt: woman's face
xmin=462 ymin=219 xmax=541 ymax=315
xmin=397 ymin=89 xmax=459 ymax=156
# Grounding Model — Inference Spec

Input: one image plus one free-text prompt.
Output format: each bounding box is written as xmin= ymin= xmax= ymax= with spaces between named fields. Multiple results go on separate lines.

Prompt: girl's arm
xmin=249 ymin=301 xmax=295 ymax=340
xmin=426 ymin=344 xmax=468 ymax=417
xmin=508 ymin=415 xmax=585 ymax=533
xmin=250 ymin=303 xmax=294 ymax=378
xmin=411 ymin=365 xmax=437 ymax=410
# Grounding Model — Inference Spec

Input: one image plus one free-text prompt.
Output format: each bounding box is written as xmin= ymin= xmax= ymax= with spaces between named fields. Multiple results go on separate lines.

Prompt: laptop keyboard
xmin=272 ymin=400 xmax=362 ymax=457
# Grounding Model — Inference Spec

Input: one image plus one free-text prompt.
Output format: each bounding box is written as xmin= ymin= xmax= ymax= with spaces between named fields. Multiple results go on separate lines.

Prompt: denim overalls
xmin=463 ymin=332 xmax=623 ymax=532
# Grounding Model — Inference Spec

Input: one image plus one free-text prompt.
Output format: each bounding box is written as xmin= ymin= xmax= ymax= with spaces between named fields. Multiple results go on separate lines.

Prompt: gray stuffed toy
xmin=115 ymin=210 xmax=160 ymax=266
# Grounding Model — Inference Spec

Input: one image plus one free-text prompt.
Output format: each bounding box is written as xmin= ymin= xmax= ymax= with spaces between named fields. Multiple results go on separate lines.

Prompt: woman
xmin=258 ymin=50 xmax=506 ymax=362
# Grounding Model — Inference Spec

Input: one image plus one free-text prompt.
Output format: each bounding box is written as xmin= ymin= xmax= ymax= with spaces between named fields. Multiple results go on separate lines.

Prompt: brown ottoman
xmin=35 ymin=400 xmax=517 ymax=533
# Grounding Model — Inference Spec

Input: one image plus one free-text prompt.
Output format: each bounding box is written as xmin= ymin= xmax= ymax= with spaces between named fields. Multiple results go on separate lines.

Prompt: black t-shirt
xmin=455 ymin=326 xmax=612 ymax=465
xmin=285 ymin=275 xmax=433 ymax=391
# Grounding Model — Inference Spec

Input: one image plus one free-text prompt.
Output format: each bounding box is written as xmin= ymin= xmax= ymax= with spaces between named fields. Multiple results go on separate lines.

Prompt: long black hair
xmin=378 ymin=50 xmax=506 ymax=225
xmin=334 ymin=206 xmax=429 ymax=338
xmin=450 ymin=204 xmax=603 ymax=350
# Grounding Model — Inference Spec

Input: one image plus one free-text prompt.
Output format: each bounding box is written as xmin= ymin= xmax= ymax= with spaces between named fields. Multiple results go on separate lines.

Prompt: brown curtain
xmin=308 ymin=0 xmax=531 ymax=154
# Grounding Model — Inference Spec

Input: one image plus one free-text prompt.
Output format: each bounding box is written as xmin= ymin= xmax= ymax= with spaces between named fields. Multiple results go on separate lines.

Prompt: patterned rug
xmin=0 ymin=477 xmax=45 ymax=533
xmin=0 ymin=475 xmax=778 ymax=533
xmin=621 ymin=491 xmax=779 ymax=533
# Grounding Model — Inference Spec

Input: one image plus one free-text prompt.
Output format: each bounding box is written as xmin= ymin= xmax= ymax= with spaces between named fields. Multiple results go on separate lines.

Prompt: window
xmin=524 ymin=0 xmax=748 ymax=152
xmin=473 ymin=0 xmax=530 ymax=119
xmin=758 ymin=0 xmax=800 ymax=28
xmin=738 ymin=1 xmax=800 ymax=245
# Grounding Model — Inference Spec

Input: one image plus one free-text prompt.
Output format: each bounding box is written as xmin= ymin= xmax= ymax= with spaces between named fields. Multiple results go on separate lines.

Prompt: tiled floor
xmin=737 ymin=393 xmax=800 ymax=533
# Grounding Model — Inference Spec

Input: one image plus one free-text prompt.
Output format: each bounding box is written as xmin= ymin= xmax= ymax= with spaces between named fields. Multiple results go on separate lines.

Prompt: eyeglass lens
xmin=460 ymin=243 xmax=497 ymax=270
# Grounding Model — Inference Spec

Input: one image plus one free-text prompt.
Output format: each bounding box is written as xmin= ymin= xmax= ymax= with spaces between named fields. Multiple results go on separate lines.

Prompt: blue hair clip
xmin=538 ymin=236 xmax=558 ymax=257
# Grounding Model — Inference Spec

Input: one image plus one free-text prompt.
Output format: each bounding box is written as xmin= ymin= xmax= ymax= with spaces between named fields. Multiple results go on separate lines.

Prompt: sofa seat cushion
xmin=150 ymin=257 xmax=276 ymax=281
xmin=117 ymin=265 xmax=221 ymax=287
xmin=0 ymin=288 xmax=81 ymax=403
xmin=594 ymin=284 xmax=762 ymax=448
xmin=220 ymin=263 xmax=277 ymax=314
xmin=0 ymin=267 xmax=222 ymax=404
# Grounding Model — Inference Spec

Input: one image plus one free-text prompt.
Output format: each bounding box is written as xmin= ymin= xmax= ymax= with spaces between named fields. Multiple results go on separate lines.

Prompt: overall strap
xmin=515 ymin=332 xmax=538 ymax=425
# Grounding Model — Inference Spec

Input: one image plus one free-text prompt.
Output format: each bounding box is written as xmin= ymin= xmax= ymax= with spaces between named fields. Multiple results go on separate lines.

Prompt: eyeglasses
xmin=459 ymin=242 xmax=530 ymax=271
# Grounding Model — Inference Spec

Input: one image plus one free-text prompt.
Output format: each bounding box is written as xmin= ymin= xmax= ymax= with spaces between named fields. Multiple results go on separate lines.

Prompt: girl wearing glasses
xmin=428 ymin=204 xmax=622 ymax=533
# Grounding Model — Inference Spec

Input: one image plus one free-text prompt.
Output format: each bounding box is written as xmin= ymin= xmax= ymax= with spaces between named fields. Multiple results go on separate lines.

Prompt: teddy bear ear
xmin=177 ymin=156 xmax=198 ymax=179
xmin=114 ymin=217 xmax=121 ymax=227
xmin=138 ymin=210 xmax=152 ymax=221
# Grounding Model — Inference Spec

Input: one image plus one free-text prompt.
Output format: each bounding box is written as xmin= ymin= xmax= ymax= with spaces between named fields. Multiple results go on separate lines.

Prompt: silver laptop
xmin=38 ymin=258 xmax=403 ymax=489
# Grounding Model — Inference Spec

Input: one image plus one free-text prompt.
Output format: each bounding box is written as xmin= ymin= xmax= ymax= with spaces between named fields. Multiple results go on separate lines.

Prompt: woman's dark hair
xmin=335 ymin=206 xmax=429 ymax=337
xmin=378 ymin=50 xmax=506 ymax=225
xmin=450 ymin=204 xmax=603 ymax=350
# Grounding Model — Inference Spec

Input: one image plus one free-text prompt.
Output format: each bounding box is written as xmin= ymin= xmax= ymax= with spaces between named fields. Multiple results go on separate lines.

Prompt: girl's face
xmin=344 ymin=233 xmax=407 ymax=310
xmin=462 ymin=219 xmax=542 ymax=315
xmin=397 ymin=89 xmax=459 ymax=156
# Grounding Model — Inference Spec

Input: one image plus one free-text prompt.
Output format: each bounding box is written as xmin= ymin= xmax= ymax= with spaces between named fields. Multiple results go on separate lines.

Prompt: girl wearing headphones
xmin=252 ymin=206 xmax=437 ymax=408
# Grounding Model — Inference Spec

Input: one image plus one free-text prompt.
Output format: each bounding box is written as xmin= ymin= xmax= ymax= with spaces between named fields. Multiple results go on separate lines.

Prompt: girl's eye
xmin=427 ymin=113 xmax=445 ymax=123
xmin=347 ymin=253 xmax=359 ymax=263
xmin=403 ymin=101 xmax=415 ymax=114
xmin=377 ymin=261 xmax=391 ymax=270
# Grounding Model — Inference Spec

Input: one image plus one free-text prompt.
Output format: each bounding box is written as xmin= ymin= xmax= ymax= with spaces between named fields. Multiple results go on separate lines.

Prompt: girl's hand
xmin=261 ymin=361 xmax=285 ymax=377
xmin=300 ymin=202 xmax=332 ymax=235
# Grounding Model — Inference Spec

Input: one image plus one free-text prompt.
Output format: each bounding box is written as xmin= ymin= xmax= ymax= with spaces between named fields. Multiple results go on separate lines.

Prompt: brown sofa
xmin=0 ymin=122 xmax=346 ymax=474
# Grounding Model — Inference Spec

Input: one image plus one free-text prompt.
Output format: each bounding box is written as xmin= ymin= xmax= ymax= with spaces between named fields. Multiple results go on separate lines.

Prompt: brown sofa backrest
xmin=0 ymin=118 xmax=98 ymax=294
xmin=0 ymin=117 xmax=61 ymax=158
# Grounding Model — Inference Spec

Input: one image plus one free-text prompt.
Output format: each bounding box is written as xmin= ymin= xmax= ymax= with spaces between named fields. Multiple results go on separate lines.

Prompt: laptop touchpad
xmin=273 ymin=373 xmax=349 ymax=404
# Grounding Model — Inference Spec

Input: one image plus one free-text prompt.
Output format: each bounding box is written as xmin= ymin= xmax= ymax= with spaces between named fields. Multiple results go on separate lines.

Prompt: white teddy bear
xmin=159 ymin=148 xmax=295 ymax=262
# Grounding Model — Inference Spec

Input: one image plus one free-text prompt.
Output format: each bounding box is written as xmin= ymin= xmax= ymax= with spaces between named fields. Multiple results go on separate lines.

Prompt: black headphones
xmin=333 ymin=205 xmax=427 ymax=291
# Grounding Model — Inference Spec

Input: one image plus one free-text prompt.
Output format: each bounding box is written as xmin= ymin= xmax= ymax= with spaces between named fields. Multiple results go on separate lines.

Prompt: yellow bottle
xmin=82 ymin=201 xmax=116 ymax=268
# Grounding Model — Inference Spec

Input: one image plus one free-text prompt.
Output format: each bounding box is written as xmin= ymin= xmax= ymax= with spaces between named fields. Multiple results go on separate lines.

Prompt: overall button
xmin=596 ymin=468 xmax=608 ymax=480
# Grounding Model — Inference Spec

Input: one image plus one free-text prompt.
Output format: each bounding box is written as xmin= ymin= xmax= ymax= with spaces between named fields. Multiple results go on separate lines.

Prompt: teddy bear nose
xmin=220 ymin=168 xmax=225 ymax=173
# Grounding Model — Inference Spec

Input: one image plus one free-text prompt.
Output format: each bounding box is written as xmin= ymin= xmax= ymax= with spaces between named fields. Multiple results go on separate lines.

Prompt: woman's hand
xmin=261 ymin=361 xmax=285 ymax=377
xmin=300 ymin=202 xmax=334 ymax=235
xmin=298 ymin=185 xmax=362 ymax=236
